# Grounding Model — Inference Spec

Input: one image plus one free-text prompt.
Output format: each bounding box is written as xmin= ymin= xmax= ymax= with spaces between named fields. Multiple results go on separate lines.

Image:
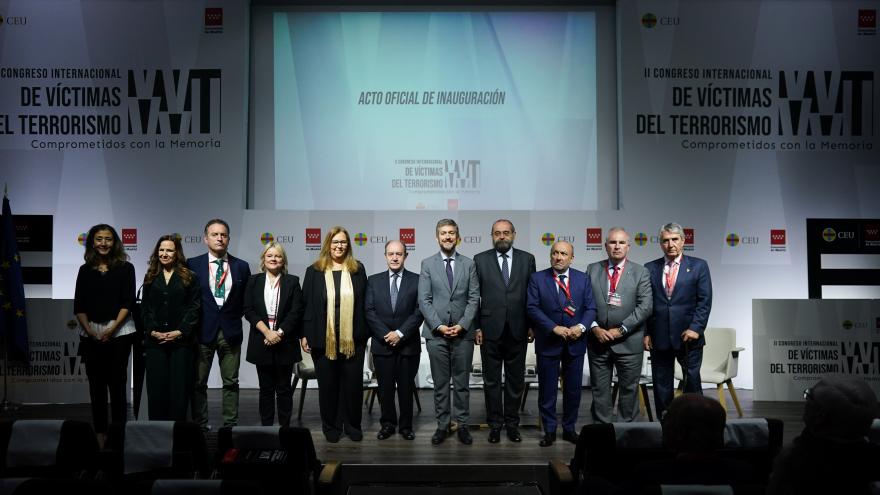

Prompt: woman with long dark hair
xmin=141 ymin=234 xmax=200 ymax=420
xmin=74 ymin=224 xmax=136 ymax=445
xmin=243 ymin=241 xmax=304 ymax=426
xmin=301 ymin=227 xmax=368 ymax=442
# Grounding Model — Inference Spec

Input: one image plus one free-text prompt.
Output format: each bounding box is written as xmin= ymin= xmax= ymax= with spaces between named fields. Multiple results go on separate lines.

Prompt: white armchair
xmin=674 ymin=327 xmax=745 ymax=417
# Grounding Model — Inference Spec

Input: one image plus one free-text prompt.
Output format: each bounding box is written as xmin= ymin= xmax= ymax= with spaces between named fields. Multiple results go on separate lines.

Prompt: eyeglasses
xmin=331 ymin=240 xmax=348 ymax=246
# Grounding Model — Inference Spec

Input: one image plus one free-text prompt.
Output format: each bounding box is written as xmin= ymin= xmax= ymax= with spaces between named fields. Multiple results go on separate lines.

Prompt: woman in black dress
xmin=244 ymin=241 xmax=304 ymax=426
xmin=141 ymin=234 xmax=200 ymax=420
xmin=301 ymin=227 xmax=368 ymax=442
xmin=74 ymin=224 xmax=136 ymax=444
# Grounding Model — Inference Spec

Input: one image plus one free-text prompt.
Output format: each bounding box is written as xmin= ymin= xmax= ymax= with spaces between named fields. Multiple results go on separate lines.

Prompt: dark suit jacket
xmin=243 ymin=272 xmax=304 ymax=366
xmin=526 ymin=267 xmax=597 ymax=357
xmin=301 ymin=262 xmax=369 ymax=350
xmin=142 ymin=270 xmax=201 ymax=349
xmin=474 ymin=248 xmax=536 ymax=341
xmin=645 ymin=255 xmax=713 ymax=351
xmin=187 ymin=253 xmax=251 ymax=346
xmin=365 ymin=269 xmax=424 ymax=356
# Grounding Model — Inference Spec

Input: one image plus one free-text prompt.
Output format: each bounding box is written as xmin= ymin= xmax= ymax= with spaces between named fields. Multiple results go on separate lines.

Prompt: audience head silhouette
xmin=804 ymin=376 xmax=879 ymax=442
xmin=662 ymin=393 xmax=727 ymax=454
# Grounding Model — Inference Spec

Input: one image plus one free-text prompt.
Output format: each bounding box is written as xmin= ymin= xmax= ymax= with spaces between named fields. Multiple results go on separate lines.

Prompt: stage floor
xmin=2 ymin=388 xmax=805 ymax=465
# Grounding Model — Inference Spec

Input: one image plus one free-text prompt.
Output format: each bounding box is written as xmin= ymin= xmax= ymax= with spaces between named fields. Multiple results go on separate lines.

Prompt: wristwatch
xmin=276 ymin=329 xmax=284 ymax=336
xmin=576 ymin=323 xmax=587 ymax=333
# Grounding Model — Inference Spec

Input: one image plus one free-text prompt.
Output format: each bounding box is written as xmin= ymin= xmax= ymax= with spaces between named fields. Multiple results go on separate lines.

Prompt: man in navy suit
xmin=187 ymin=218 xmax=251 ymax=429
xmin=365 ymin=240 xmax=424 ymax=441
xmin=526 ymin=240 xmax=596 ymax=446
xmin=644 ymin=222 xmax=713 ymax=419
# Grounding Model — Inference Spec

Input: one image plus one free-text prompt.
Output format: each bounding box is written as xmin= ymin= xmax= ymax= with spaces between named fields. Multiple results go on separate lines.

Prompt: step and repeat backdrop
xmin=1 ymin=0 xmax=877 ymax=400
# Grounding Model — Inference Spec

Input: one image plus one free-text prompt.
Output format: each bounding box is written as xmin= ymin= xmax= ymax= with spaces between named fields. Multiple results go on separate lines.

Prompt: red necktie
xmin=665 ymin=261 xmax=678 ymax=297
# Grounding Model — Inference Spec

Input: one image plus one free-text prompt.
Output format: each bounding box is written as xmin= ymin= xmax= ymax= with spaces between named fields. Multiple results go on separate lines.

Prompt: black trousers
xmin=255 ymin=363 xmax=294 ymax=426
xmin=145 ymin=344 xmax=194 ymax=421
xmin=373 ymin=352 xmax=420 ymax=431
xmin=312 ymin=345 xmax=366 ymax=440
xmin=480 ymin=325 xmax=527 ymax=428
xmin=81 ymin=334 xmax=134 ymax=433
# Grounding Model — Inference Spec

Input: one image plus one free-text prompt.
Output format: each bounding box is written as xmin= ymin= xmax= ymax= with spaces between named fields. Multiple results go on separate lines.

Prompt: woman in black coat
xmin=300 ymin=226 xmax=368 ymax=442
xmin=141 ymin=234 xmax=200 ymax=421
xmin=244 ymin=241 xmax=304 ymax=427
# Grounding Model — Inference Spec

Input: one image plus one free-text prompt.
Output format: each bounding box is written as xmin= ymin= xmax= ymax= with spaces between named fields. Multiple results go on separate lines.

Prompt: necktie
xmin=445 ymin=258 xmax=454 ymax=290
xmin=665 ymin=261 xmax=678 ymax=298
xmin=214 ymin=259 xmax=226 ymax=299
xmin=390 ymin=272 xmax=399 ymax=312
xmin=609 ymin=265 xmax=620 ymax=293
xmin=558 ymin=274 xmax=567 ymax=305
xmin=501 ymin=253 xmax=510 ymax=286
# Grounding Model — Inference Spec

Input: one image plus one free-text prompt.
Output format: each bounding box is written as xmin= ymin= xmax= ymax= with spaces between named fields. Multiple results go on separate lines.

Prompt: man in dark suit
xmin=187 ymin=218 xmax=251 ymax=429
xmin=644 ymin=222 xmax=712 ymax=419
xmin=418 ymin=218 xmax=480 ymax=445
xmin=586 ymin=227 xmax=652 ymax=423
xmin=365 ymin=240 xmax=424 ymax=441
xmin=474 ymin=219 xmax=536 ymax=443
xmin=526 ymin=240 xmax=596 ymax=446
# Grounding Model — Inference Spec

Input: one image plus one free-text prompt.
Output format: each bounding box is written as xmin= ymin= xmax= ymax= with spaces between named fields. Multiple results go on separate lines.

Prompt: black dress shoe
xmin=506 ymin=426 xmax=522 ymax=442
xmin=457 ymin=427 xmax=473 ymax=445
xmin=539 ymin=432 xmax=556 ymax=447
xmin=488 ymin=428 xmax=501 ymax=443
xmin=348 ymin=430 xmax=363 ymax=442
xmin=562 ymin=430 xmax=579 ymax=444
xmin=431 ymin=428 xmax=448 ymax=445
xmin=377 ymin=426 xmax=395 ymax=440
xmin=400 ymin=429 xmax=415 ymax=440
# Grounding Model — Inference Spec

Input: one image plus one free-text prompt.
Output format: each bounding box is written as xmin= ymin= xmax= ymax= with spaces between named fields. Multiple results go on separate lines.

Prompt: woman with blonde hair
xmin=142 ymin=234 xmax=200 ymax=420
xmin=301 ymin=227 xmax=368 ymax=442
xmin=243 ymin=241 xmax=304 ymax=426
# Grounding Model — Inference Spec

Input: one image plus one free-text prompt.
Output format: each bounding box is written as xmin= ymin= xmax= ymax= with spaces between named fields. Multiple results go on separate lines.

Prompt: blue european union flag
xmin=0 ymin=194 xmax=29 ymax=363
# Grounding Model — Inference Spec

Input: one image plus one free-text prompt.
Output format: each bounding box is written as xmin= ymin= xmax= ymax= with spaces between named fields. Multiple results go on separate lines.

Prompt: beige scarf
xmin=324 ymin=267 xmax=355 ymax=359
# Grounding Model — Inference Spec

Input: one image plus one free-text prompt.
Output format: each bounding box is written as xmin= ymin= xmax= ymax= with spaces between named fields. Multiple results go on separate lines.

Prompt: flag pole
xmin=1 ymin=188 xmax=20 ymax=411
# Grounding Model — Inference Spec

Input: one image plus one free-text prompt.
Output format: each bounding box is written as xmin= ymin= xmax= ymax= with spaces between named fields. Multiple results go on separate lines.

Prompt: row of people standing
xmin=73 ymin=218 xmax=711 ymax=447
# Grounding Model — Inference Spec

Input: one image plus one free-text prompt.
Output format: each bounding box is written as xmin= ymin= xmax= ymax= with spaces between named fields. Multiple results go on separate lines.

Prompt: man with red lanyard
xmin=187 ymin=218 xmax=252 ymax=430
xmin=586 ymin=227 xmax=653 ymax=423
xmin=526 ymin=240 xmax=596 ymax=446
xmin=644 ymin=222 xmax=713 ymax=419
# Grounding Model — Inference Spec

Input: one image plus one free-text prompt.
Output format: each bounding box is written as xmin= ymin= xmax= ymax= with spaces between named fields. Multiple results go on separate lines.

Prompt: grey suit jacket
xmin=586 ymin=259 xmax=653 ymax=354
xmin=418 ymin=252 xmax=480 ymax=340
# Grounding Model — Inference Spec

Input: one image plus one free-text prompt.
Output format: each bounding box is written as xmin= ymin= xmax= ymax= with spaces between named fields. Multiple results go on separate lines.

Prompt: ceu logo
xmin=0 ymin=14 xmax=27 ymax=26
xmin=171 ymin=233 xmax=183 ymax=242
xmin=641 ymin=13 xmax=657 ymax=28
xmin=541 ymin=233 xmax=555 ymax=246
xmin=822 ymin=228 xmax=836 ymax=242
xmin=77 ymin=233 xmax=87 ymax=246
xmin=461 ymin=235 xmax=481 ymax=244
xmin=726 ymin=233 xmax=740 ymax=247
xmin=260 ymin=232 xmax=274 ymax=245
xmin=634 ymin=232 xmax=648 ymax=247
xmin=842 ymin=320 xmax=854 ymax=330
xmin=354 ymin=233 xmax=368 ymax=247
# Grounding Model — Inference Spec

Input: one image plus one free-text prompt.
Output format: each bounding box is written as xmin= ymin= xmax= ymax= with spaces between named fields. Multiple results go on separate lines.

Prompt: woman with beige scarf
xmin=300 ymin=226 xmax=369 ymax=442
